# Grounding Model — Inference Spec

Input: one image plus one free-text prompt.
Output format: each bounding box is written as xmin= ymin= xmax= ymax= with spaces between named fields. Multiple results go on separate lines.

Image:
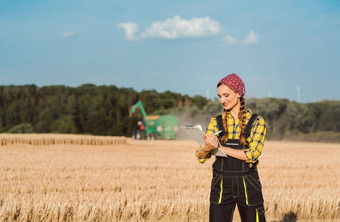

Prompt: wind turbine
xmin=296 ymin=86 xmax=301 ymax=103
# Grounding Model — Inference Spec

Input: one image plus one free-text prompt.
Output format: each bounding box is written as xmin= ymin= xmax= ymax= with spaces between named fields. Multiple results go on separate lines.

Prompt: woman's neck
xmin=230 ymin=108 xmax=239 ymax=119
xmin=228 ymin=99 xmax=241 ymax=119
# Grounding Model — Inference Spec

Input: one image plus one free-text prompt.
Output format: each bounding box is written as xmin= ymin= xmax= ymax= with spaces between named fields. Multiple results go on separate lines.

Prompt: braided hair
xmin=221 ymin=96 xmax=247 ymax=145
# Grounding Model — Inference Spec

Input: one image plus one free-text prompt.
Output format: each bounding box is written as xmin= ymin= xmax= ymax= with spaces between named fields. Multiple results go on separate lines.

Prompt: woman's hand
xmin=202 ymin=134 xmax=220 ymax=151
xmin=196 ymin=134 xmax=220 ymax=159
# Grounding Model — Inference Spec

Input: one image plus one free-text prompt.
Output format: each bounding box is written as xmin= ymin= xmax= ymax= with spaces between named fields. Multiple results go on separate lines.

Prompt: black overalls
xmin=209 ymin=114 xmax=266 ymax=222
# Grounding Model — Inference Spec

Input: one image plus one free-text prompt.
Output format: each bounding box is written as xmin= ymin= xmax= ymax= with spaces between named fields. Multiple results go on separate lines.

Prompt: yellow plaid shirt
xmin=196 ymin=108 xmax=267 ymax=164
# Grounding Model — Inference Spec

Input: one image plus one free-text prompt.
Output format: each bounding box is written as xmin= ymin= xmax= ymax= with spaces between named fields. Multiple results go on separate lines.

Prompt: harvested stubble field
xmin=0 ymin=134 xmax=339 ymax=222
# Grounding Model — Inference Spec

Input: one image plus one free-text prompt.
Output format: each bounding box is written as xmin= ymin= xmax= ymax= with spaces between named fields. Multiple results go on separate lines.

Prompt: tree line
xmin=0 ymin=84 xmax=339 ymax=142
xmin=246 ymin=98 xmax=340 ymax=141
xmin=169 ymin=97 xmax=340 ymax=142
xmin=0 ymin=84 xmax=208 ymax=136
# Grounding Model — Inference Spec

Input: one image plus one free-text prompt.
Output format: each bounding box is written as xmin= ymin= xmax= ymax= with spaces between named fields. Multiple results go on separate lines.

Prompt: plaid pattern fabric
xmin=196 ymin=149 xmax=211 ymax=163
xmin=196 ymin=108 xmax=267 ymax=164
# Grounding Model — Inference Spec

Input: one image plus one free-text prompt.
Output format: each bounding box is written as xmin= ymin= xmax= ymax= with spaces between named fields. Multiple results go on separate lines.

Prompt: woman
xmin=196 ymin=73 xmax=267 ymax=222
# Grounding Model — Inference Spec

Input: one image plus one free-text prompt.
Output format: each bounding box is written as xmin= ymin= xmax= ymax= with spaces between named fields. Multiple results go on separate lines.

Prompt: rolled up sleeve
xmin=195 ymin=148 xmax=211 ymax=163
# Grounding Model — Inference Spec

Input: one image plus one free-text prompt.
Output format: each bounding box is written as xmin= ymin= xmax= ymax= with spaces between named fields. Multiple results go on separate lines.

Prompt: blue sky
xmin=0 ymin=0 xmax=339 ymax=102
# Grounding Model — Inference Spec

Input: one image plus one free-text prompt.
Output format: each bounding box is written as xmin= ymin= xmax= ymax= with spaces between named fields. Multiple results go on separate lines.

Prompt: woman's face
xmin=217 ymin=84 xmax=240 ymax=111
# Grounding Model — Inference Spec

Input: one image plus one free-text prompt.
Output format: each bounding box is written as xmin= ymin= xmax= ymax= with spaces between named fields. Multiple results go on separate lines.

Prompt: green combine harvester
xmin=131 ymin=101 xmax=178 ymax=140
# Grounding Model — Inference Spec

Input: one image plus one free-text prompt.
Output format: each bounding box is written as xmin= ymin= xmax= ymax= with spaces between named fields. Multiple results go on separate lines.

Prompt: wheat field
xmin=0 ymin=134 xmax=339 ymax=221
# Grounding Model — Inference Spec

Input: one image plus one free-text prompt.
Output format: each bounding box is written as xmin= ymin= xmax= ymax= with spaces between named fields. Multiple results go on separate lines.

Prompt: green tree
xmin=51 ymin=115 xmax=78 ymax=134
xmin=8 ymin=123 xmax=34 ymax=133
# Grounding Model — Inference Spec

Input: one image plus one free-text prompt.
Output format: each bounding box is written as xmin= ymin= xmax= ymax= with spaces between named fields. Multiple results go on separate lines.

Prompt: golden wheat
xmin=0 ymin=135 xmax=339 ymax=221
xmin=0 ymin=134 xmax=126 ymax=146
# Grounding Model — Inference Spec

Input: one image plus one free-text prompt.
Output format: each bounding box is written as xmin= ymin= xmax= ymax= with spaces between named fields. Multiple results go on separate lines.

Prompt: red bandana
xmin=218 ymin=73 xmax=246 ymax=97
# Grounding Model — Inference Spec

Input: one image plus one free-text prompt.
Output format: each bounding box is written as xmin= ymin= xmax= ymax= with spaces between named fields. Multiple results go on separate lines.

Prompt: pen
xmin=213 ymin=130 xmax=222 ymax=136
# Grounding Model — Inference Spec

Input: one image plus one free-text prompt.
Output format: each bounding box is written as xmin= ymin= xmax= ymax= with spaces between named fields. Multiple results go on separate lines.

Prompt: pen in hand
xmin=213 ymin=130 xmax=222 ymax=136
xmin=203 ymin=130 xmax=222 ymax=146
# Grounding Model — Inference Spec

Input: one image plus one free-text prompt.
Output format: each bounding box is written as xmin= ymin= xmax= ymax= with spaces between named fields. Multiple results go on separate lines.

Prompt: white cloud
xmin=62 ymin=32 xmax=78 ymax=39
xmin=222 ymin=35 xmax=237 ymax=46
xmin=243 ymin=30 xmax=259 ymax=45
xmin=117 ymin=23 xmax=139 ymax=40
xmin=118 ymin=15 xmax=221 ymax=40
xmin=119 ymin=16 xmax=260 ymax=47
xmin=221 ymin=30 xmax=259 ymax=46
